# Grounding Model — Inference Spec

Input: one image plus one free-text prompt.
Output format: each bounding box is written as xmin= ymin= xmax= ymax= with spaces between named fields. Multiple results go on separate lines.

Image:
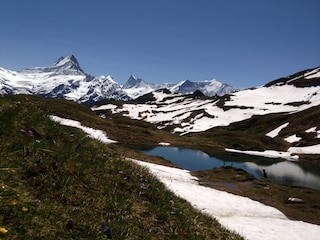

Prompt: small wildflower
xmin=103 ymin=227 xmax=112 ymax=237
xmin=28 ymin=130 xmax=34 ymax=137
xmin=11 ymin=200 xmax=17 ymax=205
xmin=170 ymin=210 xmax=179 ymax=215
xmin=34 ymin=157 xmax=42 ymax=164
xmin=0 ymin=226 xmax=8 ymax=234
xmin=118 ymin=170 xmax=123 ymax=174
xmin=98 ymin=223 xmax=112 ymax=238
xmin=98 ymin=223 xmax=105 ymax=231
xmin=25 ymin=148 xmax=31 ymax=156
xmin=140 ymin=183 xmax=148 ymax=190
xmin=52 ymin=159 xmax=58 ymax=169
xmin=0 ymin=182 xmax=5 ymax=189
xmin=76 ymin=143 xmax=82 ymax=148
xmin=124 ymin=175 xmax=130 ymax=181
xmin=22 ymin=206 xmax=28 ymax=212
xmin=169 ymin=199 xmax=175 ymax=206
xmin=35 ymin=198 xmax=41 ymax=203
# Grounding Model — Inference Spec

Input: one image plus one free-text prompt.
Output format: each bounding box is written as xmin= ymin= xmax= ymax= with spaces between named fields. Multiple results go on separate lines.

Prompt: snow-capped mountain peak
xmin=122 ymin=75 xmax=158 ymax=99
xmin=0 ymin=55 xmax=130 ymax=104
xmin=51 ymin=54 xmax=84 ymax=74
xmin=170 ymin=78 xmax=234 ymax=96
xmin=122 ymin=75 xmax=151 ymax=89
xmin=53 ymin=54 xmax=82 ymax=71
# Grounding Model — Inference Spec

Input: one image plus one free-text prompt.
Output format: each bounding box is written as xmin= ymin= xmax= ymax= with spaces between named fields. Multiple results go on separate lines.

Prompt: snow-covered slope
xmin=0 ymin=55 xmax=130 ymax=104
xmin=122 ymin=75 xmax=235 ymax=99
xmin=93 ymin=66 xmax=320 ymax=136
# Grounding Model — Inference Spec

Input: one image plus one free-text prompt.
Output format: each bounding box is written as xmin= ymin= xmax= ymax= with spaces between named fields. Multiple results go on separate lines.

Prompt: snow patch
xmin=225 ymin=148 xmax=299 ymax=161
xmin=91 ymin=104 xmax=118 ymax=111
xmin=305 ymin=127 xmax=320 ymax=138
xmin=284 ymin=134 xmax=302 ymax=143
xmin=49 ymin=115 xmax=117 ymax=144
xmin=266 ymin=122 xmax=289 ymax=138
xmin=288 ymin=144 xmax=320 ymax=155
xmin=306 ymin=127 xmax=317 ymax=133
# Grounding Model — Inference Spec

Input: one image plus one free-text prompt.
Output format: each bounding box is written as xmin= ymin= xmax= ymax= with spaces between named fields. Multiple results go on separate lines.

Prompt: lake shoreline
xmin=121 ymin=145 xmax=320 ymax=225
xmin=141 ymin=145 xmax=320 ymax=190
xmin=192 ymin=166 xmax=320 ymax=225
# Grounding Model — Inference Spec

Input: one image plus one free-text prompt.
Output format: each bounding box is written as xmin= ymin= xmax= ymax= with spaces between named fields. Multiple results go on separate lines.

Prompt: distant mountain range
xmin=122 ymin=75 xmax=235 ymax=99
xmin=0 ymin=54 xmax=235 ymax=104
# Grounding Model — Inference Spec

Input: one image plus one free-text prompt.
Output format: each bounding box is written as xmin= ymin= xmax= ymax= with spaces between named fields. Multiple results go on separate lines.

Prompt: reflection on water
xmin=142 ymin=146 xmax=320 ymax=190
xmin=244 ymin=161 xmax=320 ymax=190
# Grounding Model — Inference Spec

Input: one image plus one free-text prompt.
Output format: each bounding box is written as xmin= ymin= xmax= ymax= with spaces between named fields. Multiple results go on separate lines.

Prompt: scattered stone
xmin=287 ymin=197 xmax=304 ymax=204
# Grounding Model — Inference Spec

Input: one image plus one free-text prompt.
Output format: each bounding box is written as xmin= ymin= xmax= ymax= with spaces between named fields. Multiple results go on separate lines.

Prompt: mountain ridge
xmin=0 ymin=54 xmax=236 ymax=104
xmin=121 ymin=74 xmax=235 ymax=99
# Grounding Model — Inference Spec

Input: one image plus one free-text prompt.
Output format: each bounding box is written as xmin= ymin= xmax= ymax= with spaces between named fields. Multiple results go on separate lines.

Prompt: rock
xmin=287 ymin=197 xmax=304 ymax=203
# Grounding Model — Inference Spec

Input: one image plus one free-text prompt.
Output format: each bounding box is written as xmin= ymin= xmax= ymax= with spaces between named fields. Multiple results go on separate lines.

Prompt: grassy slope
xmin=0 ymin=95 xmax=242 ymax=239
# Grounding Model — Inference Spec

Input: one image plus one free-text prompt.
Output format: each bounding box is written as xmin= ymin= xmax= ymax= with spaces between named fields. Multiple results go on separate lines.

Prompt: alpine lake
xmin=140 ymin=146 xmax=320 ymax=190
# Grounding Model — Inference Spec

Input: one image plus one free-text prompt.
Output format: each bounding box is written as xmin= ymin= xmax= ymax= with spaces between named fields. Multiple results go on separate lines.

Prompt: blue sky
xmin=0 ymin=0 xmax=319 ymax=88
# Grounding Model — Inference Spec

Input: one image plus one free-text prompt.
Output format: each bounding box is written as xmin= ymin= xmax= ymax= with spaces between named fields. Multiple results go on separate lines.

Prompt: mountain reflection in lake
xmin=142 ymin=146 xmax=320 ymax=190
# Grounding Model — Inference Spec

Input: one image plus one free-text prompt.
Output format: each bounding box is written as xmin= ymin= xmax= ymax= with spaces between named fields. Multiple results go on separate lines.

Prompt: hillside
xmin=0 ymin=95 xmax=242 ymax=239
xmin=92 ymin=66 xmax=320 ymax=163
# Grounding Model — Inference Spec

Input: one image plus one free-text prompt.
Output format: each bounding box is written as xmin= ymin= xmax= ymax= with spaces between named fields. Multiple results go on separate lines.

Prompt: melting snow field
xmin=130 ymin=159 xmax=320 ymax=240
xmin=92 ymin=82 xmax=320 ymax=136
xmin=50 ymin=115 xmax=320 ymax=240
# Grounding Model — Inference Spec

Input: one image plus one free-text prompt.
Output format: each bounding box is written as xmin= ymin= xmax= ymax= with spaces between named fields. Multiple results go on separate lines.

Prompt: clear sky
xmin=0 ymin=0 xmax=319 ymax=88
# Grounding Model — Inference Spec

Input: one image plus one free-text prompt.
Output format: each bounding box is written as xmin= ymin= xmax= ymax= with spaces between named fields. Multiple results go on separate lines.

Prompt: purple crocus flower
xmin=140 ymin=183 xmax=148 ymax=190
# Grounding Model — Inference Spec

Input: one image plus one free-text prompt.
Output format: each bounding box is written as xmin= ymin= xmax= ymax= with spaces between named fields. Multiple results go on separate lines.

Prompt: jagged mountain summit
xmin=122 ymin=75 xmax=235 ymax=99
xmin=0 ymin=55 xmax=130 ymax=105
xmin=122 ymin=75 xmax=159 ymax=99
xmin=169 ymin=79 xmax=235 ymax=96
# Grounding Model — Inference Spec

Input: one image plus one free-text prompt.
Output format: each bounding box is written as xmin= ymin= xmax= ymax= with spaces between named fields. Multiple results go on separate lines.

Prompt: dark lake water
xmin=141 ymin=146 xmax=320 ymax=190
